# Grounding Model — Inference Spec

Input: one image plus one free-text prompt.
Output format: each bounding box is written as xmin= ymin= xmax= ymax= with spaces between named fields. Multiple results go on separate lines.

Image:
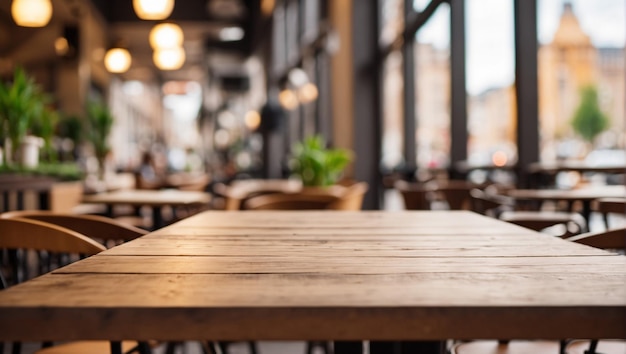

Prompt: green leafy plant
xmin=290 ymin=135 xmax=352 ymax=187
xmin=0 ymin=67 xmax=48 ymax=165
xmin=571 ymin=85 xmax=609 ymax=144
xmin=31 ymin=107 xmax=60 ymax=163
xmin=85 ymin=100 xmax=114 ymax=174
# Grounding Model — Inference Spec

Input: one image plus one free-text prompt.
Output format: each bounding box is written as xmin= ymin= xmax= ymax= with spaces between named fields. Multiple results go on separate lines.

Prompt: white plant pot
xmin=20 ymin=136 xmax=44 ymax=168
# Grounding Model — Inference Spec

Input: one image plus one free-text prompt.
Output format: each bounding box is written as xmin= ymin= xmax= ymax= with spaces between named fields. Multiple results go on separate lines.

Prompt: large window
xmin=537 ymin=0 xmax=625 ymax=162
xmin=414 ymin=1 xmax=451 ymax=169
xmin=466 ymin=0 xmax=516 ymax=167
xmin=381 ymin=50 xmax=405 ymax=169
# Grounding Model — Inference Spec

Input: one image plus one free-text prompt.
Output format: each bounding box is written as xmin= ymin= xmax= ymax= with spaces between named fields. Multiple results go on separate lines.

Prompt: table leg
xmin=581 ymin=201 xmax=592 ymax=231
xmin=152 ymin=206 xmax=163 ymax=230
xmin=109 ymin=341 xmax=122 ymax=354
xmin=334 ymin=341 xmax=363 ymax=354
xmin=370 ymin=341 xmax=445 ymax=354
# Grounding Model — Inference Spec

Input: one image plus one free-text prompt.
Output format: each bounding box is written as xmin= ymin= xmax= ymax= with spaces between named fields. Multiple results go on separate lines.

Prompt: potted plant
xmin=85 ymin=100 xmax=114 ymax=179
xmin=289 ymin=135 xmax=352 ymax=187
xmin=0 ymin=67 xmax=48 ymax=166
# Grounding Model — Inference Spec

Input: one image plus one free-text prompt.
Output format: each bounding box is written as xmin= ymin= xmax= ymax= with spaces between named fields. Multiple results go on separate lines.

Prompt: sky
xmin=413 ymin=0 xmax=626 ymax=95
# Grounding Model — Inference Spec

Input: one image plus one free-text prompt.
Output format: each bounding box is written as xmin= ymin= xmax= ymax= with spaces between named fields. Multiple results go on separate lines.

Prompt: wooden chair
xmin=213 ymin=179 xmax=302 ymax=210
xmin=0 ymin=218 xmax=149 ymax=354
xmin=566 ymin=227 xmax=626 ymax=254
xmin=0 ymin=210 xmax=148 ymax=248
xmin=470 ymin=188 xmax=586 ymax=238
xmin=593 ymin=197 xmax=625 ymax=229
xmin=244 ymin=192 xmax=341 ymax=210
xmin=394 ymin=180 xmax=431 ymax=210
xmin=328 ymin=181 xmax=369 ymax=210
xmin=426 ymin=179 xmax=476 ymax=210
xmin=452 ymin=227 xmax=626 ymax=354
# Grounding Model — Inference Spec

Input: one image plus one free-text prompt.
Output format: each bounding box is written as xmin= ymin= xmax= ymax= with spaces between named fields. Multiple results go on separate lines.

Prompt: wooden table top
xmin=0 ymin=211 xmax=624 ymax=342
xmin=507 ymin=184 xmax=625 ymax=201
xmin=81 ymin=189 xmax=211 ymax=207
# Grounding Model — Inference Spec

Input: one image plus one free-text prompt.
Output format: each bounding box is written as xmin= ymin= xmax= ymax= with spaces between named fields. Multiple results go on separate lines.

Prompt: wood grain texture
xmin=0 ymin=210 xmax=624 ymax=343
xmin=56 ymin=255 xmax=626 ymax=275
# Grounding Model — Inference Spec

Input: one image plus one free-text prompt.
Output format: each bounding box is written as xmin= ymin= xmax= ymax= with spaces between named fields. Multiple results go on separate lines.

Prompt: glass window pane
xmin=301 ymin=0 xmax=320 ymax=43
xmin=382 ymin=50 xmax=405 ymax=170
xmin=414 ymin=2 xmax=450 ymax=169
xmin=538 ymin=0 xmax=625 ymax=162
xmin=272 ymin=5 xmax=287 ymax=75
xmin=466 ymin=0 xmax=517 ymax=168
xmin=380 ymin=0 xmax=404 ymax=46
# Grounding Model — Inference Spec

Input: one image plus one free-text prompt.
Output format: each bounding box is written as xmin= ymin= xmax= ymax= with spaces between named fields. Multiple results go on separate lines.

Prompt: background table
xmin=507 ymin=185 xmax=625 ymax=226
xmin=82 ymin=189 xmax=211 ymax=229
xmin=0 ymin=211 xmax=624 ymax=354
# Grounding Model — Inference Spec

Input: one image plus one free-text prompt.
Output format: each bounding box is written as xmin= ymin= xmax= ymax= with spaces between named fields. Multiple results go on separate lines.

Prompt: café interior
xmin=0 ymin=0 xmax=625 ymax=354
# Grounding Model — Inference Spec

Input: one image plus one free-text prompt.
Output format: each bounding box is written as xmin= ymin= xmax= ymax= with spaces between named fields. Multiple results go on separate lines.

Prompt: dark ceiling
xmin=0 ymin=0 xmax=269 ymax=81
xmin=90 ymin=0 xmax=264 ymax=55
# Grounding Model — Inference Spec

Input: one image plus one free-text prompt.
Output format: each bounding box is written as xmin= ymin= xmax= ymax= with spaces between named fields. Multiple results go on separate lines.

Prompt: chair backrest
xmin=394 ymin=180 xmax=431 ymax=210
xmin=244 ymin=193 xmax=341 ymax=210
xmin=0 ymin=211 xmax=147 ymax=247
xmin=566 ymin=227 xmax=626 ymax=253
xmin=328 ymin=182 xmax=369 ymax=210
xmin=0 ymin=218 xmax=106 ymax=255
xmin=0 ymin=218 xmax=106 ymax=287
xmin=215 ymin=179 xmax=303 ymax=210
xmin=427 ymin=179 xmax=475 ymax=210
xmin=469 ymin=188 xmax=513 ymax=217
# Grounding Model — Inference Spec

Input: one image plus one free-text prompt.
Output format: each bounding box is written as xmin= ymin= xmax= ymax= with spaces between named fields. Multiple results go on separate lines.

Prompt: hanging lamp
xmin=11 ymin=0 xmax=53 ymax=27
xmin=104 ymin=48 xmax=132 ymax=73
xmin=149 ymin=23 xmax=184 ymax=49
xmin=153 ymin=47 xmax=185 ymax=70
xmin=133 ymin=0 xmax=174 ymax=20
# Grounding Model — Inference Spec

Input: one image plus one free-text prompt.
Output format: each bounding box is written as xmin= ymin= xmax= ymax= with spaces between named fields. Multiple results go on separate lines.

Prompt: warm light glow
xmin=492 ymin=151 xmax=508 ymax=167
xmin=219 ymin=27 xmax=244 ymax=42
xmin=279 ymin=89 xmax=299 ymax=110
xmin=261 ymin=0 xmax=276 ymax=17
xmin=149 ymin=23 xmax=184 ymax=49
xmin=288 ymin=68 xmax=309 ymax=87
xmin=11 ymin=0 xmax=52 ymax=27
xmin=244 ymin=111 xmax=261 ymax=130
xmin=54 ymin=37 xmax=69 ymax=56
xmin=298 ymin=83 xmax=319 ymax=104
xmin=133 ymin=0 xmax=174 ymax=20
xmin=104 ymin=48 xmax=132 ymax=73
xmin=153 ymin=47 xmax=186 ymax=70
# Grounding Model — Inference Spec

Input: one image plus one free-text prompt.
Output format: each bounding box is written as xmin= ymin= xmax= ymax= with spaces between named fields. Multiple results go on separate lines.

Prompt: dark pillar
xmin=450 ymin=0 xmax=468 ymax=173
xmin=403 ymin=3 xmax=417 ymax=174
xmin=514 ymin=0 xmax=540 ymax=187
xmin=352 ymin=0 xmax=382 ymax=209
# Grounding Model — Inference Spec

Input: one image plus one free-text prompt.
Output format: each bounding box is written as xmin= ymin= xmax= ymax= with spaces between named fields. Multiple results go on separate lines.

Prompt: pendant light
xmin=153 ymin=47 xmax=185 ymax=70
xmin=133 ymin=0 xmax=175 ymax=20
xmin=104 ymin=48 xmax=132 ymax=73
xmin=149 ymin=23 xmax=184 ymax=50
xmin=11 ymin=0 xmax=53 ymax=27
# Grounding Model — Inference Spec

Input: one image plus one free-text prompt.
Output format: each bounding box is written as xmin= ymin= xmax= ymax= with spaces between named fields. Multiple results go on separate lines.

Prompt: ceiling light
xmin=153 ymin=47 xmax=186 ymax=70
xmin=219 ymin=27 xmax=244 ymax=42
xmin=244 ymin=110 xmax=261 ymax=130
xmin=104 ymin=48 xmax=132 ymax=73
xmin=133 ymin=0 xmax=174 ymax=20
xmin=11 ymin=0 xmax=53 ymax=27
xmin=261 ymin=0 xmax=275 ymax=17
xmin=54 ymin=37 xmax=69 ymax=56
xmin=149 ymin=23 xmax=184 ymax=49
xmin=278 ymin=89 xmax=298 ymax=110
xmin=298 ymin=83 xmax=319 ymax=104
